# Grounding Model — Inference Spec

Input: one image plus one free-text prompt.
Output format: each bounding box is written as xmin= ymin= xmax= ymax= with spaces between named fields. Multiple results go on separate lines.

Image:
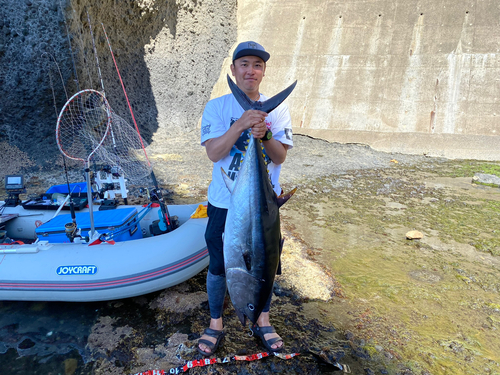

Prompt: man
xmin=198 ymin=41 xmax=293 ymax=356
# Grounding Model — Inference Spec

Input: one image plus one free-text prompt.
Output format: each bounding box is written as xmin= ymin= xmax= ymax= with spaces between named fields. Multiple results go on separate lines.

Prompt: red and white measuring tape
xmin=132 ymin=352 xmax=297 ymax=375
xmin=131 ymin=351 xmax=348 ymax=374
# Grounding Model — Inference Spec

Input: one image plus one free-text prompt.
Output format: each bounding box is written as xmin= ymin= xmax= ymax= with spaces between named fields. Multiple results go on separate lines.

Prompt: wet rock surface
xmin=82 ymin=271 xmax=354 ymax=375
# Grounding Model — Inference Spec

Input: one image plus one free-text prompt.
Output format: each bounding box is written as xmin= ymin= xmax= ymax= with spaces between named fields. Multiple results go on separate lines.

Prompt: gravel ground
xmin=149 ymin=131 xmax=440 ymax=197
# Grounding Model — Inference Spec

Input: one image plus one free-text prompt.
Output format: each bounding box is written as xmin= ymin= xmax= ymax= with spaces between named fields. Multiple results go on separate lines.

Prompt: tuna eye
xmin=247 ymin=304 xmax=255 ymax=311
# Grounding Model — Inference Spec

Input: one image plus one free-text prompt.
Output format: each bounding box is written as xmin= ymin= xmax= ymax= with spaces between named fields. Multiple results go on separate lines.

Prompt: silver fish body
xmin=223 ymin=75 xmax=297 ymax=325
xmin=222 ymin=135 xmax=282 ymax=325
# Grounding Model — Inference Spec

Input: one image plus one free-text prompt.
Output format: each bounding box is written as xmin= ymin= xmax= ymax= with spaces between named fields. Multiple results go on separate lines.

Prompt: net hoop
xmin=92 ymin=110 xmax=153 ymax=182
xmin=56 ymin=89 xmax=112 ymax=162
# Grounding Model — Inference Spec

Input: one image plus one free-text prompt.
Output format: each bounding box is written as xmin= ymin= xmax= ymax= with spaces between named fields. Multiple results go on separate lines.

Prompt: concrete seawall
xmin=212 ymin=0 xmax=500 ymax=160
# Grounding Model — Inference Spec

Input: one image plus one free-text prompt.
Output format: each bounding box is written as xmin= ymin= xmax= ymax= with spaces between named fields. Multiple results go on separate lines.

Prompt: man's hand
xmin=250 ymin=118 xmax=268 ymax=139
xmin=204 ymin=109 xmax=267 ymax=162
xmin=236 ymin=110 xmax=267 ymax=136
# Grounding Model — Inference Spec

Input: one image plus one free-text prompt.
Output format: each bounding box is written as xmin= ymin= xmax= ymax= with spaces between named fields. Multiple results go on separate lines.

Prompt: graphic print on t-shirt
xmin=226 ymin=117 xmax=272 ymax=181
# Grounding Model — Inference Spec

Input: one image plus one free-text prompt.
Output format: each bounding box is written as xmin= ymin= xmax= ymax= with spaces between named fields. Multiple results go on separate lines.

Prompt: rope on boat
xmin=130 ymin=351 xmax=349 ymax=374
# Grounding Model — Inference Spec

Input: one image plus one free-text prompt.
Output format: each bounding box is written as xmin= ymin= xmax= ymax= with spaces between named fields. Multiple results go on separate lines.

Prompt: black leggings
xmin=204 ymin=202 xmax=227 ymax=276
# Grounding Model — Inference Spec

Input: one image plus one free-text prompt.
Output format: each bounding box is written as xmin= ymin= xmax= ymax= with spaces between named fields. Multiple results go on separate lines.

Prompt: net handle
xmin=56 ymin=89 xmax=112 ymax=162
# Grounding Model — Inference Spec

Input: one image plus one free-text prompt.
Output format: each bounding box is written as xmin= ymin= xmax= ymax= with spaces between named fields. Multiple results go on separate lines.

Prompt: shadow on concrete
xmin=0 ymin=0 xmax=179 ymax=165
xmin=71 ymin=0 xmax=179 ymax=146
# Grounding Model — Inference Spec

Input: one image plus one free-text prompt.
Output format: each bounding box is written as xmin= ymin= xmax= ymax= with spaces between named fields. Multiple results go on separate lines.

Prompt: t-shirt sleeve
xmin=200 ymin=99 xmax=226 ymax=146
xmin=270 ymin=103 xmax=293 ymax=149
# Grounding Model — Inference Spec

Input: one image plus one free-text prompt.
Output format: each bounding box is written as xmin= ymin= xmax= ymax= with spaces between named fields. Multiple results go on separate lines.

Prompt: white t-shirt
xmin=201 ymin=93 xmax=293 ymax=209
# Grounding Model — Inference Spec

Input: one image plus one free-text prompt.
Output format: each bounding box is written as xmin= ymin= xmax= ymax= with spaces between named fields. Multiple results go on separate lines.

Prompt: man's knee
xmin=206 ymin=233 xmax=225 ymax=275
xmin=208 ymin=260 xmax=225 ymax=276
xmin=205 ymin=229 xmax=222 ymax=247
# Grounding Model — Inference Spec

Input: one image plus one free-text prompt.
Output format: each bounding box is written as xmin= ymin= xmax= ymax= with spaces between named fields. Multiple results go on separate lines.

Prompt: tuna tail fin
xmin=227 ymin=75 xmax=254 ymax=111
xmin=277 ymin=187 xmax=297 ymax=208
xmin=259 ymin=80 xmax=297 ymax=114
xmin=221 ymin=167 xmax=235 ymax=193
xmin=227 ymin=74 xmax=297 ymax=114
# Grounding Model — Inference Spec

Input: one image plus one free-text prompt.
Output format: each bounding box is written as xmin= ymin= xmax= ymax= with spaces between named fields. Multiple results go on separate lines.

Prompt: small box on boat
xmin=45 ymin=182 xmax=89 ymax=195
xmin=22 ymin=182 xmax=91 ymax=211
xmin=35 ymin=207 xmax=142 ymax=243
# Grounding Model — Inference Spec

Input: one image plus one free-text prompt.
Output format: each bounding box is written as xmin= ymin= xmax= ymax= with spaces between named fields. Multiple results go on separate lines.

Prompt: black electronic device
xmin=5 ymin=175 xmax=25 ymax=192
xmin=149 ymin=215 xmax=179 ymax=236
xmin=99 ymin=198 xmax=119 ymax=210
xmin=4 ymin=175 xmax=26 ymax=207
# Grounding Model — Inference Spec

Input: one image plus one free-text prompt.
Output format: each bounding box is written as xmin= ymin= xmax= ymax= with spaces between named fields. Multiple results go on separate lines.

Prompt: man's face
xmin=230 ymin=55 xmax=266 ymax=96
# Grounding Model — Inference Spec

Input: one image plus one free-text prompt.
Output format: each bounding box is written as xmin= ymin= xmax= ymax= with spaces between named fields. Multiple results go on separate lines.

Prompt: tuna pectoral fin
xmin=277 ymin=187 xmax=297 ymax=208
xmin=235 ymin=309 xmax=247 ymax=326
xmin=221 ymin=167 xmax=235 ymax=193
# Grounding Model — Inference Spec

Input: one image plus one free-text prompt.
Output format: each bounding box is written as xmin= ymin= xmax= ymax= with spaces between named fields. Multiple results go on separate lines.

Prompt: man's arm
xmin=249 ymin=116 xmax=289 ymax=165
xmin=205 ymin=109 xmax=268 ymax=162
xmin=262 ymin=138 xmax=289 ymax=165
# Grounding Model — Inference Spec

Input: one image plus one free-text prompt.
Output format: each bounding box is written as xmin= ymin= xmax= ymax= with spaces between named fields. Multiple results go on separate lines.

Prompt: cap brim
xmin=233 ymin=49 xmax=270 ymax=62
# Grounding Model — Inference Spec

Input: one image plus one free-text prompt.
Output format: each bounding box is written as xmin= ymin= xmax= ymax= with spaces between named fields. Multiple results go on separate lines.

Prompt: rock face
xmin=0 ymin=0 xmax=71 ymax=162
xmin=0 ymin=0 xmax=236 ymax=163
xmin=221 ymin=0 xmax=500 ymax=161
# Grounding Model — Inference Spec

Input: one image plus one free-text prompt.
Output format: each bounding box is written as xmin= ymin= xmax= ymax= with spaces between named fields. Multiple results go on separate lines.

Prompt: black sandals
xmin=250 ymin=324 xmax=284 ymax=353
xmin=197 ymin=328 xmax=225 ymax=357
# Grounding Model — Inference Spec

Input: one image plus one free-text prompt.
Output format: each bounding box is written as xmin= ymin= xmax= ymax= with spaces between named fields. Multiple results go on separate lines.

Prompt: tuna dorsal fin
xmin=277 ymin=187 xmax=297 ymax=208
xmin=221 ymin=167 xmax=235 ymax=193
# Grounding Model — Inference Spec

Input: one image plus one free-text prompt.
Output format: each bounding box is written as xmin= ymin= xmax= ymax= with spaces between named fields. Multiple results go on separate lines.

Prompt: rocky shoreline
xmin=2 ymin=134 xmax=499 ymax=374
xmin=75 ymin=134 xmax=441 ymax=374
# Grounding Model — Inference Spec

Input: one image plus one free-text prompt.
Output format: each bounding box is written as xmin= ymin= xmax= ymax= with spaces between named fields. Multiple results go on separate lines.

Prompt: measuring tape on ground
xmin=131 ymin=351 xmax=349 ymax=374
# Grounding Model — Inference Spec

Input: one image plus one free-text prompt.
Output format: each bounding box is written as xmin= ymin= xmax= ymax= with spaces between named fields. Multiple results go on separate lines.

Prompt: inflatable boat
xmin=0 ymin=196 xmax=208 ymax=302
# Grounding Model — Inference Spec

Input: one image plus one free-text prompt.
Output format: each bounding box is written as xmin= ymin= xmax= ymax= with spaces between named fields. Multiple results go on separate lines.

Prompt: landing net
xmin=56 ymin=89 xmax=111 ymax=163
xmin=93 ymin=110 xmax=153 ymax=183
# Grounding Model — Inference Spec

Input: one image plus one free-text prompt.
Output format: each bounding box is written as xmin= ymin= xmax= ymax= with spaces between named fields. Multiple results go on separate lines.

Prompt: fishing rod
xmin=86 ymin=10 xmax=126 ymax=210
xmin=58 ymin=4 xmax=80 ymax=228
xmin=59 ymin=0 xmax=80 ymax=92
xmin=86 ymin=10 xmax=105 ymax=94
xmin=101 ymin=23 xmax=175 ymax=232
xmin=74 ymin=13 xmax=94 ymax=89
xmin=42 ymin=51 xmax=77 ymax=231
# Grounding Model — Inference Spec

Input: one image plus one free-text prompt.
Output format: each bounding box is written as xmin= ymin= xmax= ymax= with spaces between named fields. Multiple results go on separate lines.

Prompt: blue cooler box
xmin=36 ymin=207 xmax=142 ymax=243
xmin=45 ymin=182 xmax=89 ymax=195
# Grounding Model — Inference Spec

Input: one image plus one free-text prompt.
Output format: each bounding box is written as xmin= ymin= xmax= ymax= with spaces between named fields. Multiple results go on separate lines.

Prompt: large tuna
xmin=222 ymin=76 xmax=296 ymax=325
